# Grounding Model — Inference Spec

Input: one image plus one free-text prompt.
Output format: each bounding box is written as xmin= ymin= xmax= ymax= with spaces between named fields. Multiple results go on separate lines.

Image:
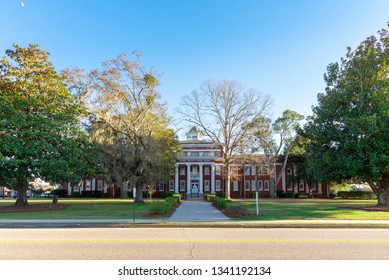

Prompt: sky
xmin=1 ymin=0 xmax=388 ymax=136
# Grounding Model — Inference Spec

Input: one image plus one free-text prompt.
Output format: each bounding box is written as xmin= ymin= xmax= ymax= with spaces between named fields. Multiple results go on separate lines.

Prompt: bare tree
xmin=178 ymin=80 xmax=272 ymax=199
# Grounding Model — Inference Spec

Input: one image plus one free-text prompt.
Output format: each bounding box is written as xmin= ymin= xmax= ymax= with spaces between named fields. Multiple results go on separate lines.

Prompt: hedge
xmin=337 ymin=191 xmax=376 ymax=200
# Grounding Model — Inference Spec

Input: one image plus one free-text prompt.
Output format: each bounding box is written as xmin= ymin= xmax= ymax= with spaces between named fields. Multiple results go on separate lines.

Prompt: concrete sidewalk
xmin=167 ymin=200 xmax=231 ymax=222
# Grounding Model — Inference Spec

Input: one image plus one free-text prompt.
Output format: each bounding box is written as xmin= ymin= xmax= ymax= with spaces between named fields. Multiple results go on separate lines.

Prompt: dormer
xmin=186 ymin=126 xmax=203 ymax=140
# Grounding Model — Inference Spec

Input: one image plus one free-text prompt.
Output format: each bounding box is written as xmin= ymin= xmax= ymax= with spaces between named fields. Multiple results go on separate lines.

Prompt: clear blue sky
xmin=1 ymin=0 xmax=388 ymax=129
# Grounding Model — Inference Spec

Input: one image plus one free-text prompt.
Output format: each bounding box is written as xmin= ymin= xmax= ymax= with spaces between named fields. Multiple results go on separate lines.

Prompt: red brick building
xmin=64 ymin=126 xmax=329 ymax=198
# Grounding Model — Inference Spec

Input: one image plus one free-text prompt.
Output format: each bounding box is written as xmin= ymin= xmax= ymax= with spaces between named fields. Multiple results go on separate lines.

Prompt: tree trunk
xmin=120 ymin=181 xmax=129 ymax=198
xmin=225 ymin=162 xmax=231 ymax=199
xmin=368 ymin=172 xmax=389 ymax=207
xmin=15 ymin=177 xmax=29 ymax=206
xmin=135 ymin=179 xmax=144 ymax=203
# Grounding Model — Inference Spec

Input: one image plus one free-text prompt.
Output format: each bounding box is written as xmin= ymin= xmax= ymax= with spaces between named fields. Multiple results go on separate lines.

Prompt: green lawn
xmin=232 ymin=198 xmax=389 ymax=220
xmin=0 ymin=198 xmax=162 ymax=219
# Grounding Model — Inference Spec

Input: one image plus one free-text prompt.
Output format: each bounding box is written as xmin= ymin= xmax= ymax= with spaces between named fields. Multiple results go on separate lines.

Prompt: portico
xmin=175 ymin=162 xmax=215 ymax=198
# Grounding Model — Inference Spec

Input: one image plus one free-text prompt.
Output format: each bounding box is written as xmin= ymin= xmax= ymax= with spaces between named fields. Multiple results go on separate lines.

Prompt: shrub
xmin=172 ymin=193 xmax=181 ymax=203
xmin=337 ymin=191 xmax=376 ymax=200
xmin=211 ymin=196 xmax=227 ymax=209
xmin=52 ymin=188 xmax=67 ymax=197
xmin=80 ymin=190 xmax=102 ymax=198
xmin=72 ymin=192 xmax=80 ymax=198
xmin=166 ymin=196 xmax=178 ymax=206
xmin=227 ymin=203 xmax=248 ymax=216
xmin=149 ymin=202 xmax=173 ymax=215
xmin=205 ymin=194 xmax=216 ymax=201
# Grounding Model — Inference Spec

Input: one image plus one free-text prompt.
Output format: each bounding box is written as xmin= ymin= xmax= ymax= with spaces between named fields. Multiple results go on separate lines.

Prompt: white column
xmin=199 ymin=163 xmax=203 ymax=194
xmin=68 ymin=182 xmax=71 ymax=195
xmin=92 ymin=178 xmax=96 ymax=191
xmin=282 ymin=167 xmax=286 ymax=192
xmin=175 ymin=164 xmax=179 ymax=193
xmin=211 ymin=163 xmax=215 ymax=194
xmin=186 ymin=164 xmax=191 ymax=194
xmin=318 ymin=182 xmax=322 ymax=194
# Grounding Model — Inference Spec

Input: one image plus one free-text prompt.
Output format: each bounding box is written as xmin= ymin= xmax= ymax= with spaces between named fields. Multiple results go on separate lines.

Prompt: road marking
xmin=2 ymin=239 xmax=389 ymax=244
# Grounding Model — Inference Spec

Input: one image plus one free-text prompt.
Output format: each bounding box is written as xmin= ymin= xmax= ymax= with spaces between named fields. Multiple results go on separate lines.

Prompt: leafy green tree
xmin=249 ymin=109 xmax=304 ymax=192
xmin=69 ymin=52 xmax=180 ymax=203
xmin=302 ymin=25 xmax=389 ymax=206
xmin=0 ymin=44 xmax=98 ymax=205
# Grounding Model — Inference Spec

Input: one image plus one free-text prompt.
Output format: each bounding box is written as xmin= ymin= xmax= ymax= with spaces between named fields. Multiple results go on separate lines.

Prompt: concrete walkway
xmin=167 ymin=200 xmax=230 ymax=222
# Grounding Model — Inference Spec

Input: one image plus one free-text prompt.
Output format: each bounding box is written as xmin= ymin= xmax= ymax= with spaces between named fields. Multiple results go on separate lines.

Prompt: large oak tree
xmin=0 ymin=44 xmax=98 ymax=205
xmin=302 ymin=25 xmax=389 ymax=206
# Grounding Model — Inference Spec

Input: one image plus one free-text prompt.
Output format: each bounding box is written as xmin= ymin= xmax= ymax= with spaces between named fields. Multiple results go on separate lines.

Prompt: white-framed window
xmin=74 ymin=185 xmax=79 ymax=192
xmin=158 ymin=183 xmax=164 ymax=191
xmin=215 ymin=180 xmax=221 ymax=191
xmin=97 ymin=180 xmax=103 ymax=191
xmin=263 ymin=165 xmax=269 ymax=175
xmin=192 ymin=165 xmax=198 ymax=173
xmin=169 ymin=180 xmax=175 ymax=191
xmin=311 ymin=182 xmax=317 ymax=191
xmin=214 ymin=151 xmax=221 ymax=157
xmin=233 ymin=180 xmax=238 ymax=192
xmin=257 ymin=166 xmax=262 ymax=175
xmin=215 ymin=165 xmax=221 ymax=175
xmin=258 ymin=180 xmax=263 ymax=191
xmin=299 ymin=180 xmax=305 ymax=191
xmin=180 ymin=166 xmax=185 ymax=175
xmin=251 ymin=166 xmax=256 ymax=175
xmin=244 ymin=180 xmax=250 ymax=191
xmin=204 ymin=180 xmax=210 ymax=192
xmin=244 ymin=166 xmax=250 ymax=175
xmin=286 ymin=166 xmax=292 ymax=175
xmin=85 ymin=180 xmax=91 ymax=191
xmin=264 ymin=180 xmax=269 ymax=191
xmin=204 ymin=166 xmax=210 ymax=175
xmin=180 ymin=180 xmax=185 ymax=191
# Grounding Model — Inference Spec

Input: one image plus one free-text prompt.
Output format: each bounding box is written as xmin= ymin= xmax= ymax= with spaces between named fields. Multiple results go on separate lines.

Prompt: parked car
xmin=40 ymin=191 xmax=52 ymax=198
xmin=12 ymin=193 xmax=31 ymax=199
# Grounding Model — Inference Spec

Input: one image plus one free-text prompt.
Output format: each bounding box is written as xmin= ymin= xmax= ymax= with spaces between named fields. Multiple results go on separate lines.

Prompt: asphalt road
xmin=1 ymin=228 xmax=389 ymax=260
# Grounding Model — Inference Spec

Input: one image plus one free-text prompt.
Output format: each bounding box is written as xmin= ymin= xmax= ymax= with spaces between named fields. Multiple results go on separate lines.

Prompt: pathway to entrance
xmin=167 ymin=200 xmax=231 ymax=222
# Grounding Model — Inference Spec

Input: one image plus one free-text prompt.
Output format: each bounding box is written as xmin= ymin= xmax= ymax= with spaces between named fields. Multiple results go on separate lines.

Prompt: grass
xmin=0 ymin=198 xmax=164 ymax=219
xmin=232 ymin=198 xmax=389 ymax=220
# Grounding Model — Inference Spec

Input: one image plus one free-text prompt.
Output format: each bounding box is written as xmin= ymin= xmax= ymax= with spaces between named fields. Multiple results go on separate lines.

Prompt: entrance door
xmin=191 ymin=183 xmax=199 ymax=194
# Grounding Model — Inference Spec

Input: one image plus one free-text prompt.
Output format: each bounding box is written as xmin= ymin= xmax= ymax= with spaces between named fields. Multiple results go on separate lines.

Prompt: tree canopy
xmin=0 ymin=44 xmax=99 ymax=205
xmin=67 ymin=52 xmax=181 ymax=202
xmin=178 ymin=79 xmax=272 ymax=199
xmin=301 ymin=25 xmax=389 ymax=206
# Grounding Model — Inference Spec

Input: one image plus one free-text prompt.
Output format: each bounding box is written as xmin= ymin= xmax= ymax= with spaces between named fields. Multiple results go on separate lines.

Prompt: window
xmin=244 ymin=166 xmax=250 ymax=175
xmin=204 ymin=180 xmax=210 ymax=192
xmin=85 ymin=180 xmax=91 ymax=191
xmin=158 ymin=183 xmax=164 ymax=191
xmin=215 ymin=180 xmax=221 ymax=191
xmin=192 ymin=165 xmax=198 ymax=173
xmin=169 ymin=180 xmax=175 ymax=191
xmin=251 ymin=180 xmax=256 ymax=191
xmin=97 ymin=180 xmax=103 ymax=191
xmin=180 ymin=166 xmax=185 ymax=175
xmin=180 ymin=180 xmax=185 ymax=191
xmin=192 ymin=152 xmax=199 ymax=157
xmin=287 ymin=181 xmax=293 ymax=191
xmin=214 ymin=151 xmax=221 ymax=157
xmin=74 ymin=185 xmax=78 ymax=192
xmin=183 ymin=152 xmax=188 ymax=157
xmin=233 ymin=181 xmax=238 ymax=192
xmin=204 ymin=166 xmax=210 ymax=175
xmin=244 ymin=180 xmax=250 ymax=191
xmin=263 ymin=165 xmax=269 ymax=175
xmin=264 ymin=180 xmax=269 ymax=191
xmin=286 ymin=167 xmax=292 ymax=175
xmin=311 ymin=182 xmax=317 ymax=191
xmin=215 ymin=165 xmax=221 ymax=175
xmin=257 ymin=166 xmax=262 ymax=175
xmin=258 ymin=180 xmax=263 ymax=191
xmin=299 ymin=180 xmax=305 ymax=191
xmin=251 ymin=166 xmax=256 ymax=175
